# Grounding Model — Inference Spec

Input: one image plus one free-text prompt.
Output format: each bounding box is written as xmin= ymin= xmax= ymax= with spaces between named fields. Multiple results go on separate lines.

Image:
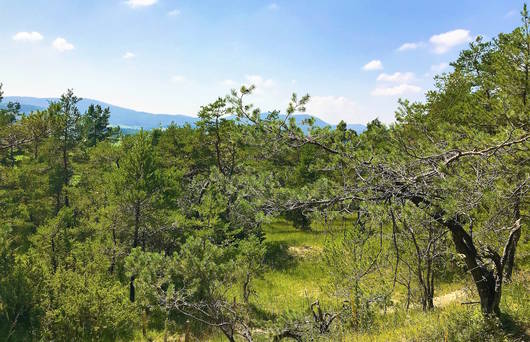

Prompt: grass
xmin=148 ymin=219 xmax=530 ymax=341
xmin=250 ymin=220 xmax=337 ymax=316
xmin=342 ymin=275 xmax=529 ymax=341
xmin=254 ymin=220 xmax=528 ymax=341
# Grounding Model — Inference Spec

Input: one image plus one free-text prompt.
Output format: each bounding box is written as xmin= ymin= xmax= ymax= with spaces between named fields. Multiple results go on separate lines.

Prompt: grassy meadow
xmin=142 ymin=219 xmax=529 ymax=341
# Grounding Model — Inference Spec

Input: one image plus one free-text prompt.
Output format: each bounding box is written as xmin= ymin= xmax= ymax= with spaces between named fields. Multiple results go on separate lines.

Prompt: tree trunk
xmin=243 ymin=272 xmax=250 ymax=304
xmin=51 ymin=236 xmax=57 ymax=273
xmin=55 ymin=192 xmax=61 ymax=215
xmin=408 ymin=194 xmax=520 ymax=316
xmin=444 ymin=217 xmax=501 ymax=315
xmin=221 ymin=326 xmax=235 ymax=342
xmin=405 ymin=285 xmax=411 ymax=311
xmin=422 ymin=287 xmax=434 ymax=311
xmin=129 ymin=276 xmax=136 ymax=302
xmin=405 ymin=219 xmax=435 ymax=311
xmin=424 ymin=257 xmax=434 ymax=310
xmin=214 ymin=116 xmax=224 ymax=175
xmin=109 ymin=222 xmax=117 ymax=274
xmin=9 ymin=145 xmax=14 ymax=167
xmin=63 ymin=133 xmax=69 ymax=208
xmin=130 ymin=203 xmax=140 ymax=302
xmin=133 ymin=203 xmax=140 ymax=248
xmin=33 ymin=140 xmax=38 ymax=160
xmin=503 ymin=227 xmax=521 ymax=282
xmin=504 ymin=200 xmax=522 ymax=282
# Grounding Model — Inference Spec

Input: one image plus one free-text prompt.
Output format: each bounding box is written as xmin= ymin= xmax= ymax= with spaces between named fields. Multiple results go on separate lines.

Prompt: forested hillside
xmin=0 ymin=97 xmax=366 ymax=133
xmin=0 ymin=9 xmax=529 ymax=342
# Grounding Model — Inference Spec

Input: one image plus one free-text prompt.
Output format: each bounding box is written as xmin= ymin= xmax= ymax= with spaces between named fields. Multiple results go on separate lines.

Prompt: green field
xmin=149 ymin=220 xmax=529 ymax=341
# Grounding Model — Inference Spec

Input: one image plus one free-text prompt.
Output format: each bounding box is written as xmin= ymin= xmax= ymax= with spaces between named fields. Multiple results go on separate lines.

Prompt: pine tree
xmin=52 ymin=89 xmax=82 ymax=209
xmin=84 ymin=104 xmax=111 ymax=146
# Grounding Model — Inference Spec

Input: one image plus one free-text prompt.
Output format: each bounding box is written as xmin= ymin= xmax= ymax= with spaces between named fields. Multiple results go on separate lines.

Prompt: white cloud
xmin=125 ymin=0 xmax=157 ymax=8
xmin=371 ymin=84 xmax=422 ymax=96
xmin=376 ymin=72 xmax=415 ymax=83
xmin=429 ymin=29 xmax=472 ymax=54
xmin=221 ymin=79 xmax=237 ymax=86
xmin=123 ymin=52 xmax=136 ymax=59
xmin=505 ymin=10 xmax=517 ymax=18
xmin=268 ymin=3 xmax=279 ymax=10
xmin=52 ymin=38 xmax=74 ymax=52
xmin=397 ymin=42 xmax=422 ymax=52
xmin=305 ymin=96 xmax=359 ymax=124
xmin=12 ymin=31 xmax=43 ymax=42
xmin=430 ymin=62 xmax=449 ymax=73
xmin=171 ymin=75 xmax=186 ymax=83
xmin=245 ymin=75 xmax=274 ymax=94
xmin=168 ymin=9 xmax=180 ymax=16
xmin=362 ymin=60 xmax=383 ymax=71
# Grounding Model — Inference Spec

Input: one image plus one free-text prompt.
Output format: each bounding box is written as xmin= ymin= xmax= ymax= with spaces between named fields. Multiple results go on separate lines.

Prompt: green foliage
xmin=178 ymin=236 xmax=234 ymax=299
xmin=40 ymin=250 xmax=138 ymax=341
xmin=83 ymin=104 xmax=111 ymax=146
xmin=236 ymin=236 xmax=266 ymax=302
xmin=0 ymin=7 xmax=529 ymax=340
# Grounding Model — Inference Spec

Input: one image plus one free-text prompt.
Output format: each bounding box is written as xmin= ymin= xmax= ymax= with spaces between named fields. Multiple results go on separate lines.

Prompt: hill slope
xmin=2 ymin=96 xmax=366 ymax=133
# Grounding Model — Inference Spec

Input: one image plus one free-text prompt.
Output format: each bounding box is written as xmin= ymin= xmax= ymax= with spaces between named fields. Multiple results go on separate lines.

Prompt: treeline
xmin=1 ymin=7 xmax=529 ymax=342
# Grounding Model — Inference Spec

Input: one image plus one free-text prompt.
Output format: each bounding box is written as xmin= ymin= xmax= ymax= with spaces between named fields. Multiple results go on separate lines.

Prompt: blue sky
xmin=0 ymin=0 xmax=526 ymax=123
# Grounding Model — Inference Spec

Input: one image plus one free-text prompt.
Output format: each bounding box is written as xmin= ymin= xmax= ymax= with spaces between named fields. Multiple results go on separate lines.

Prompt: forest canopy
xmin=0 ymin=7 xmax=529 ymax=342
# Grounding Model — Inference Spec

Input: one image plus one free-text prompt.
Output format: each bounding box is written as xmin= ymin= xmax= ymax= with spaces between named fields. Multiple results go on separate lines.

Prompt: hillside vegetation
xmin=0 ymin=7 xmax=529 ymax=342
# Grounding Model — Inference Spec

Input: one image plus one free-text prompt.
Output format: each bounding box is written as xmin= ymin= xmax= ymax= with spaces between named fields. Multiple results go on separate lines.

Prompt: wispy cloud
xmin=377 ymin=72 xmax=415 ymax=83
xmin=123 ymin=52 xmax=136 ymax=59
xmin=505 ymin=10 xmax=517 ymax=18
xmin=430 ymin=62 xmax=449 ymax=73
xmin=306 ymin=95 xmax=359 ymax=124
xmin=12 ymin=31 xmax=43 ymax=42
xmin=245 ymin=75 xmax=274 ymax=94
xmin=125 ymin=0 xmax=157 ymax=9
xmin=52 ymin=37 xmax=74 ymax=52
xmin=362 ymin=60 xmax=383 ymax=71
xmin=429 ymin=29 xmax=472 ymax=54
xmin=168 ymin=9 xmax=180 ymax=16
xmin=397 ymin=42 xmax=423 ymax=52
xmin=221 ymin=79 xmax=237 ymax=86
xmin=371 ymin=84 xmax=421 ymax=96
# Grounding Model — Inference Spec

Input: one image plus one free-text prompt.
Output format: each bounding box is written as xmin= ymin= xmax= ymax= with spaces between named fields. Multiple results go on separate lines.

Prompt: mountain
xmin=2 ymin=96 xmax=198 ymax=129
xmin=2 ymin=96 xmax=366 ymax=134
xmin=346 ymin=124 xmax=367 ymax=133
xmin=0 ymin=100 xmax=43 ymax=114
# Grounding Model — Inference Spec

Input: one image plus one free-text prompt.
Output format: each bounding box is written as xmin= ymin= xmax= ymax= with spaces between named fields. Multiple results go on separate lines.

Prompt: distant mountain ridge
xmin=2 ymin=96 xmax=366 ymax=134
xmin=2 ymin=96 xmax=197 ymax=130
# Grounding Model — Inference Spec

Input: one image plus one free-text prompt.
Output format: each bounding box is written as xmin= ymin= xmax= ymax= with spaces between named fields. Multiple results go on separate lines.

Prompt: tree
xmin=52 ymin=89 xmax=82 ymax=209
xmin=389 ymin=202 xmax=449 ymax=311
xmin=111 ymin=130 xmax=163 ymax=302
xmin=323 ymin=214 xmax=388 ymax=330
xmin=126 ymin=237 xmax=255 ymax=342
xmin=0 ymin=83 xmax=21 ymax=127
xmin=20 ymin=110 xmax=51 ymax=159
xmin=0 ymin=84 xmax=24 ymax=167
xmin=83 ymin=104 xmax=111 ymax=146
xmin=226 ymin=20 xmax=529 ymax=315
xmin=38 ymin=242 xmax=138 ymax=341
xmin=236 ymin=236 xmax=266 ymax=304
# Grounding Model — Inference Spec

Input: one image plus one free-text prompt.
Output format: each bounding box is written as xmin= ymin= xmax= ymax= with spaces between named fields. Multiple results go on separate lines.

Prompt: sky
xmin=0 ymin=0 xmax=526 ymax=124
